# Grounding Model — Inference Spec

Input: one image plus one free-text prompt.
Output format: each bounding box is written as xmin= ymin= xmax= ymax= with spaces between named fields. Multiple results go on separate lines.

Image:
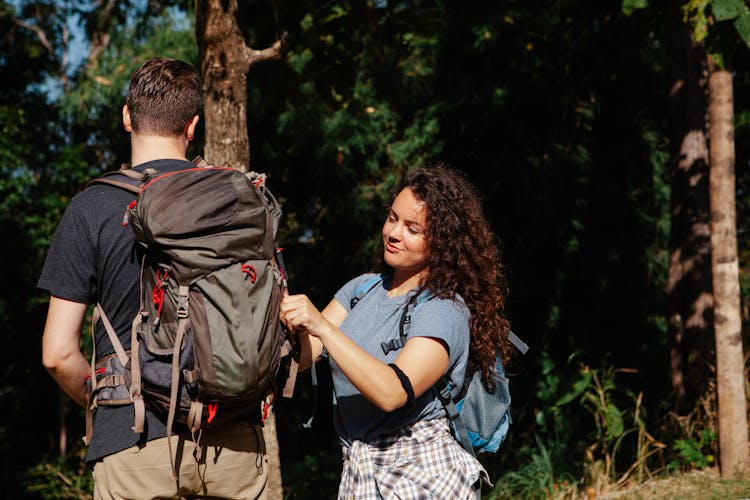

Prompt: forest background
xmin=3 ymin=0 xmax=750 ymax=498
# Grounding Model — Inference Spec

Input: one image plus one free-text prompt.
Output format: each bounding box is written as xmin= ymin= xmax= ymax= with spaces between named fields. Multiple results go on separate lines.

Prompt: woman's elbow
xmin=372 ymin=391 xmax=408 ymax=413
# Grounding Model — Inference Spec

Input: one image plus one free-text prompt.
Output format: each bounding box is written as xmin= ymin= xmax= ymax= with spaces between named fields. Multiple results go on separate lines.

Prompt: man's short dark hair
xmin=126 ymin=57 xmax=201 ymax=136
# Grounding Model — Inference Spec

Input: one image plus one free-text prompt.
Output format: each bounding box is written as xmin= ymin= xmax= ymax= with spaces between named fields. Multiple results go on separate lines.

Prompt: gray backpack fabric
xmin=85 ymin=159 xmax=292 ymax=476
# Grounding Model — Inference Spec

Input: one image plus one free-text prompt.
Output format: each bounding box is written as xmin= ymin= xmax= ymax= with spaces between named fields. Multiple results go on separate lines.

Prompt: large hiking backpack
xmin=350 ymin=275 xmax=528 ymax=456
xmin=84 ymin=159 xmax=295 ymax=475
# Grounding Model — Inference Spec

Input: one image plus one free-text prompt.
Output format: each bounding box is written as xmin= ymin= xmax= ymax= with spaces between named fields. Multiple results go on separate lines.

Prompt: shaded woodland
xmin=3 ymin=0 xmax=750 ymax=498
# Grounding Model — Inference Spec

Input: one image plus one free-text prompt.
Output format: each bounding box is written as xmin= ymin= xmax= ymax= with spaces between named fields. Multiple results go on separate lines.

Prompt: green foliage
xmin=622 ymin=0 xmax=650 ymax=16
xmin=488 ymin=436 xmax=577 ymax=500
xmin=530 ymin=356 xmax=666 ymax=492
xmin=25 ymin=448 xmax=93 ymax=500
xmin=683 ymin=0 xmax=750 ymax=63
xmin=711 ymin=0 xmax=747 ymax=21
xmin=683 ymin=0 xmax=713 ymax=42
xmin=669 ymin=429 xmax=717 ymax=470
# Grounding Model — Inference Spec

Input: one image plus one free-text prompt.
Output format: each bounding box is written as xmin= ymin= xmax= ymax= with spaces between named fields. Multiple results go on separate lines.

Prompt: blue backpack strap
xmin=380 ymin=289 xmax=432 ymax=355
xmin=350 ymin=274 xmax=384 ymax=309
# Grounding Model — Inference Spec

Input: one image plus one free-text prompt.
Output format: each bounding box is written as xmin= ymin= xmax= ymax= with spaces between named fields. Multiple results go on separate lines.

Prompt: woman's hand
xmin=280 ymin=294 xmax=331 ymax=338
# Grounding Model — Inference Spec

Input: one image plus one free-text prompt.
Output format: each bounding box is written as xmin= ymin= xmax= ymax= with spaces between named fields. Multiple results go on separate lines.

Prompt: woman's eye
xmin=386 ymin=214 xmax=397 ymax=223
xmin=407 ymin=226 xmax=421 ymax=235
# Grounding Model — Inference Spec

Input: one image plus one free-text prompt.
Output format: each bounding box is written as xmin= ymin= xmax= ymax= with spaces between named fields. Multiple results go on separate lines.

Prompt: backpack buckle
xmin=177 ymin=302 xmax=189 ymax=318
xmin=176 ymin=286 xmax=189 ymax=318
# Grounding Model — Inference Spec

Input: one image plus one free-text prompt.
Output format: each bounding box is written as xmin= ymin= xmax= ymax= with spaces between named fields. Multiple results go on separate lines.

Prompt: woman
xmin=280 ymin=165 xmax=513 ymax=499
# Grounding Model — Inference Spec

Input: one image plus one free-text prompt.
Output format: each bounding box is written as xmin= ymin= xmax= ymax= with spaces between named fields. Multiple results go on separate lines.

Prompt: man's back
xmin=38 ymin=159 xmax=193 ymax=462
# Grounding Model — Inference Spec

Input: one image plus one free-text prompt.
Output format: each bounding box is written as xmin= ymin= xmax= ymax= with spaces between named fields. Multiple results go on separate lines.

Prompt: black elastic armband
xmin=388 ymin=363 xmax=415 ymax=406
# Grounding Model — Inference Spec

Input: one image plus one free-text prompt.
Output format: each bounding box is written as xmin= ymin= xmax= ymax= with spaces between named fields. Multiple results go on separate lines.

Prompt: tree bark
xmin=84 ymin=0 xmax=122 ymax=78
xmin=666 ymin=1 xmax=713 ymax=415
xmin=195 ymin=0 xmax=285 ymax=171
xmin=195 ymin=2 xmax=287 ymax=497
xmin=262 ymin=410 xmax=283 ymax=498
xmin=707 ymin=57 xmax=750 ymax=478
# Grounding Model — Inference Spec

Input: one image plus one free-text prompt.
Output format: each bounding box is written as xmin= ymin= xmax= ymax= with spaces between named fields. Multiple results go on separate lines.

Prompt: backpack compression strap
xmin=166 ymin=285 xmax=190 ymax=481
xmin=84 ymin=304 xmax=132 ymax=445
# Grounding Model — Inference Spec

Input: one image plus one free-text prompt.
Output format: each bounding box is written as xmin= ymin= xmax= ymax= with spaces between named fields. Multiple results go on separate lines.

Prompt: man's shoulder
xmin=90 ymin=159 xmax=196 ymax=184
xmin=80 ymin=159 xmax=196 ymax=201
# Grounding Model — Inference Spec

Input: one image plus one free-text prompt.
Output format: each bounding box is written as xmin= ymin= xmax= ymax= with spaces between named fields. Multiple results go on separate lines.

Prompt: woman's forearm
xmin=316 ymin=322 xmax=408 ymax=411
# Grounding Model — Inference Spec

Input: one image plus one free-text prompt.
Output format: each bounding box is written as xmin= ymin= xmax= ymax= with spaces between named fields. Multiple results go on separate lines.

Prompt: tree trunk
xmin=195 ymin=0 xmax=285 ymax=171
xmin=666 ymin=1 xmax=713 ymax=415
xmin=263 ymin=410 xmax=283 ymax=498
xmin=195 ymin=1 xmax=287 ymax=497
xmin=707 ymin=57 xmax=750 ymax=478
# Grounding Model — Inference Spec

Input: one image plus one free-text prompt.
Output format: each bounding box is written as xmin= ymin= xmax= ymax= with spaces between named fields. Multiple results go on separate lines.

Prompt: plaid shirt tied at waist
xmin=338 ymin=417 xmax=490 ymax=500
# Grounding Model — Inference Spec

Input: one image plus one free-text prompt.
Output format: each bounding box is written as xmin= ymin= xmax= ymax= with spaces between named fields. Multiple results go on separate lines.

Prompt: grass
xmin=595 ymin=468 xmax=750 ymax=500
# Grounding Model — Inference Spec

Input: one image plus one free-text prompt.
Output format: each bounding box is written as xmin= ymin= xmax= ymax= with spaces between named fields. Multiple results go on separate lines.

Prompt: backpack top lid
xmin=129 ymin=167 xmax=282 ymax=284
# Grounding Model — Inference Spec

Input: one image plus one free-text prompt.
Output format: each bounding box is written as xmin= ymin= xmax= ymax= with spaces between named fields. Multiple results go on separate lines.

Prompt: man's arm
xmin=41 ymin=296 xmax=90 ymax=408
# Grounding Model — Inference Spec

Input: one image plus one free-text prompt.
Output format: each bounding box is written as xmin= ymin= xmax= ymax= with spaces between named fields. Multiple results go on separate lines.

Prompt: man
xmin=39 ymin=57 xmax=268 ymax=499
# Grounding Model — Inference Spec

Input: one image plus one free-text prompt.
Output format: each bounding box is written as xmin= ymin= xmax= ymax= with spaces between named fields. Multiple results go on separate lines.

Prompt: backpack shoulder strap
xmin=84 ymin=304 xmax=131 ymax=445
xmin=435 ymin=375 xmax=476 ymax=456
xmin=86 ymin=164 xmax=157 ymax=194
xmin=380 ymin=289 xmax=432 ymax=355
xmin=350 ymin=274 xmax=385 ymax=309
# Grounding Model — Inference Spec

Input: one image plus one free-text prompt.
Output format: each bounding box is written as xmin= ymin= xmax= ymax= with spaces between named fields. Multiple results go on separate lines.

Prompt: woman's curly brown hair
xmin=395 ymin=165 xmax=512 ymax=387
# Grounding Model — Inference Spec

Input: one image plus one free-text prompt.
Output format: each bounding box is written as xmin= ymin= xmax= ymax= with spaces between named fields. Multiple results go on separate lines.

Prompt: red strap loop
xmin=152 ymin=270 xmax=169 ymax=318
xmin=241 ymin=264 xmax=257 ymax=283
xmin=121 ymin=200 xmax=137 ymax=226
xmin=207 ymin=402 xmax=218 ymax=424
xmin=85 ymin=367 xmax=107 ymax=380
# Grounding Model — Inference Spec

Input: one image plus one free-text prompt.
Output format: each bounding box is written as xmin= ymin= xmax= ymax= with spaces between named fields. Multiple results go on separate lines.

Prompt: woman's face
xmin=382 ymin=187 xmax=429 ymax=275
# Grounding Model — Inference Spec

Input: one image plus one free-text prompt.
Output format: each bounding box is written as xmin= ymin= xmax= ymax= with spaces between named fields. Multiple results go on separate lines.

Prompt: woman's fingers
xmin=280 ymin=294 xmax=321 ymax=332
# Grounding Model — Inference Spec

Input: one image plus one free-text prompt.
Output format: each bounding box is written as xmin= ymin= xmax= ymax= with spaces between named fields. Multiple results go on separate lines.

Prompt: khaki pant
xmin=93 ymin=423 xmax=267 ymax=500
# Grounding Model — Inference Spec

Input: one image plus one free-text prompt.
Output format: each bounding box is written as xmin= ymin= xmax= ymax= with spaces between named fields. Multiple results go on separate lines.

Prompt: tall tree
xmin=195 ymin=1 xmax=287 ymax=497
xmin=682 ymin=0 xmax=750 ymax=477
xmin=195 ymin=0 xmax=285 ymax=169
xmin=707 ymin=56 xmax=749 ymax=477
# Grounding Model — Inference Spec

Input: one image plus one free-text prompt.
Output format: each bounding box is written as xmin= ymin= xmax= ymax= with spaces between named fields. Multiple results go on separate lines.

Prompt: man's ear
xmin=122 ymin=105 xmax=133 ymax=132
xmin=185 ymin=115 xmax=199 ymax=141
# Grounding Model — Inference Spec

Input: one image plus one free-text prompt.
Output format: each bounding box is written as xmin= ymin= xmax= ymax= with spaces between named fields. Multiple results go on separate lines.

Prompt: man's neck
xmin=130 ymin=134 xmax=189 ymax=167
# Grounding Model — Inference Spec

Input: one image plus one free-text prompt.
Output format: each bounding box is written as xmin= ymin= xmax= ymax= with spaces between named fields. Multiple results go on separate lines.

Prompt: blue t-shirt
xmin=331 ymin=273 xmax=470 ymax=446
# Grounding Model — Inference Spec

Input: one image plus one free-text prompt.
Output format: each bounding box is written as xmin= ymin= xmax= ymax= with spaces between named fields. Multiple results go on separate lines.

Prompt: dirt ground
xmin=594 ymin=468 xmax=750 ymax=500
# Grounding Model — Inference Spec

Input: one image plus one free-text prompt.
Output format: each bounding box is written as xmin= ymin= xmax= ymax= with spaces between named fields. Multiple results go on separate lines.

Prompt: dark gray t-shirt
xmin=37 ymin=159 xmax=194 ymax=463
xmin=331 ymin=273 xmax=470 ymax=446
